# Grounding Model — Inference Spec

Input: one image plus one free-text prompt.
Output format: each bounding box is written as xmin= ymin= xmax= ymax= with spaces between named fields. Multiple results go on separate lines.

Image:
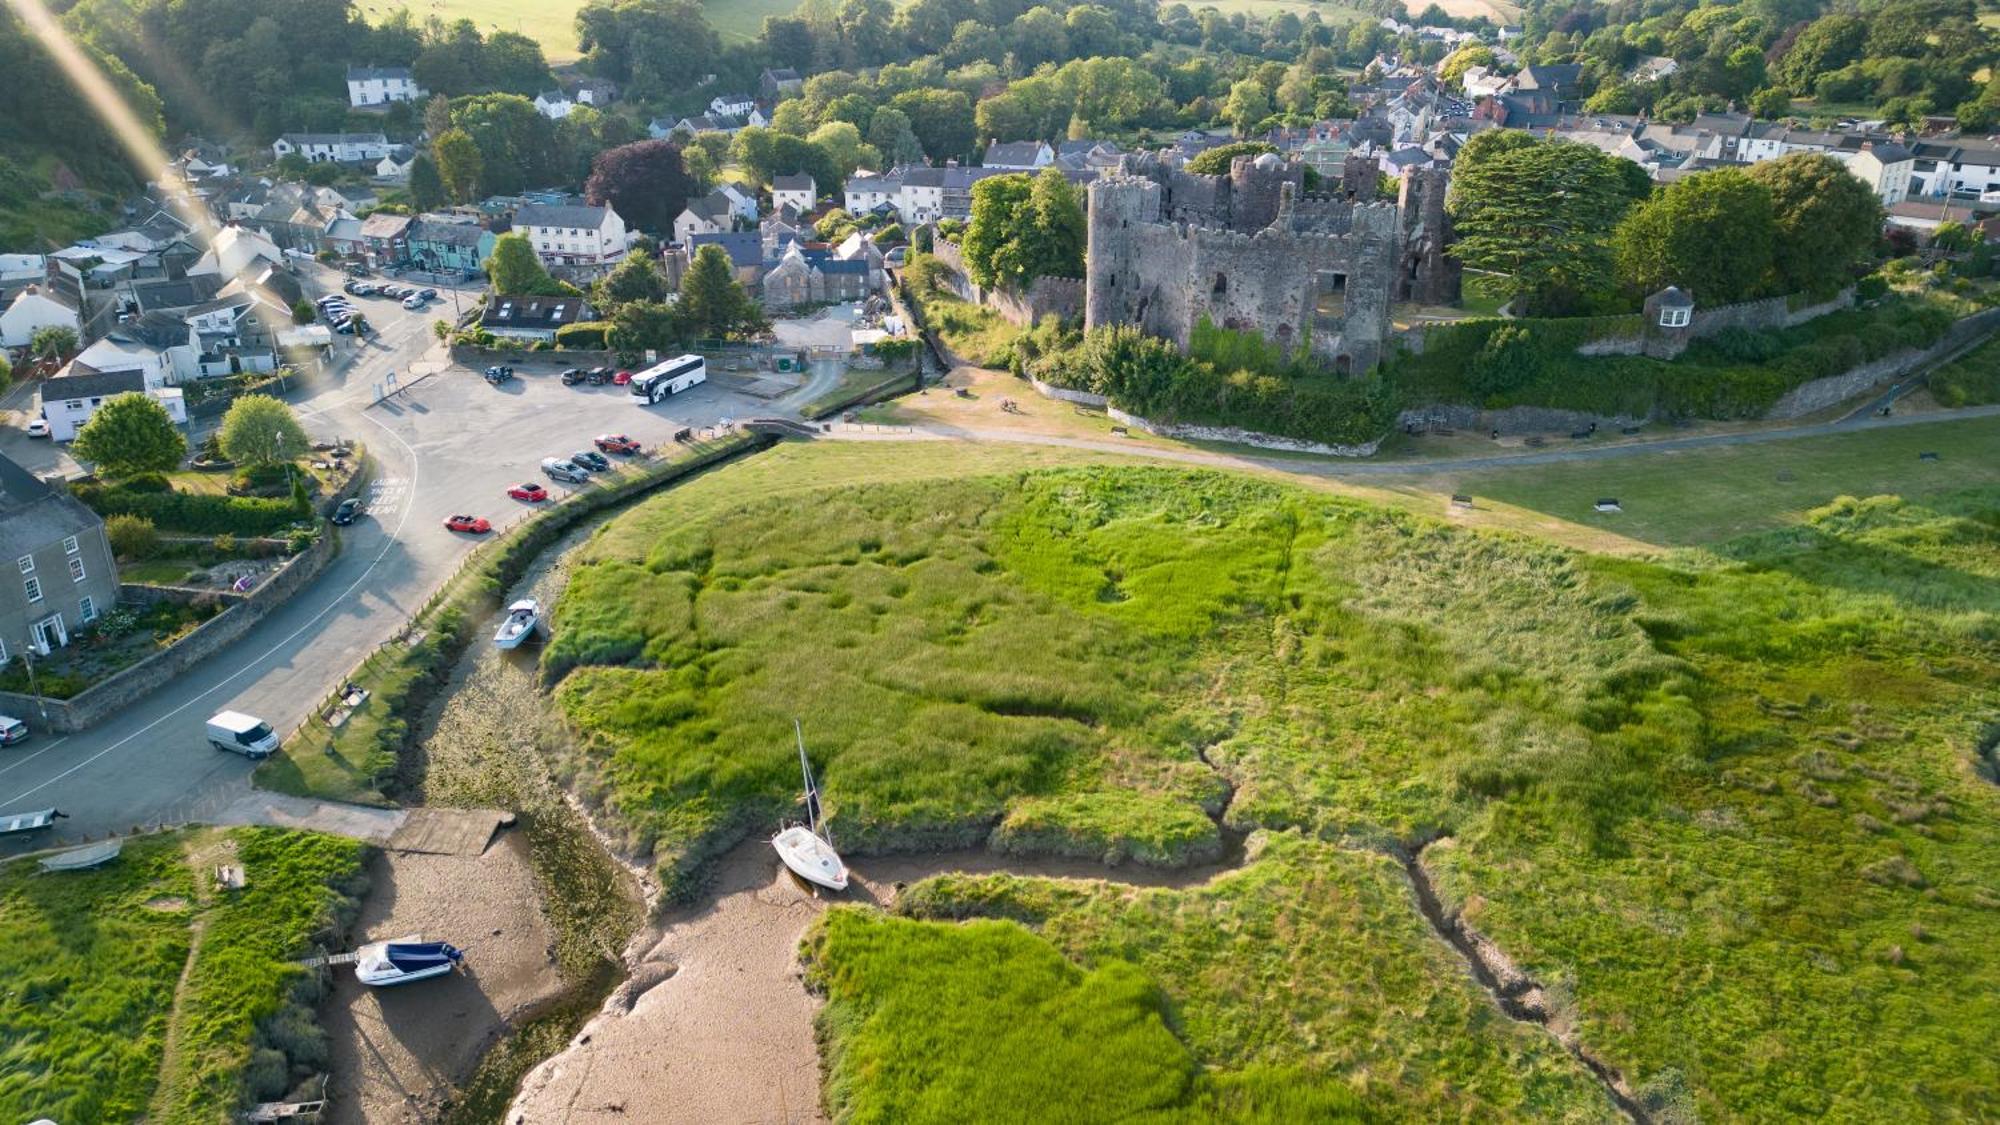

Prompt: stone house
xmin=359 ymin=213 xmax=414 ymax=267
xmin=0 ymin=453 xmax=119 ymax=659
xmin=760 ymin=243 xmax=871 ymax=308
xmin=760 ymin=68 xmax=803 ymax=101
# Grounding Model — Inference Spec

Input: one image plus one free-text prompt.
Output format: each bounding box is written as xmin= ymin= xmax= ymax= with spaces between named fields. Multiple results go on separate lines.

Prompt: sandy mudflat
xmin=507 ymin=838 xmax=1236 ymax=1124
xmin=324 ymin=831 xmax=565 ymax=1125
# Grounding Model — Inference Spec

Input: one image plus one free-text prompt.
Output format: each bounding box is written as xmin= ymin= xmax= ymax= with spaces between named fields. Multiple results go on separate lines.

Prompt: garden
xmin=550 ymin=441 xmax=2000 ymax=1121
xmin=0 ymin=828 xmax=367 ymax=1123
xmin=0 ymin=595 xmax=225 ymax=699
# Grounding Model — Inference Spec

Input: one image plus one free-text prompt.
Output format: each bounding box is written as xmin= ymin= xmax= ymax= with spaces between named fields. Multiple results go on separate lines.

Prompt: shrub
xmin=74 ymin=483 xmax=306 ymax=536
xmin=105 ymin=514 xmax=158 ymax=559
xmin=555 ymin=321 xmax=613 ymax=350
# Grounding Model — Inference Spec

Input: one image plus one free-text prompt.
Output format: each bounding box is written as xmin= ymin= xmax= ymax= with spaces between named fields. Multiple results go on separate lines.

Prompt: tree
xmin=485 ymin=233 xmax=566 ymax=296
xmin=866 ymin=106 xmax=925 ymax=166
xmin=432 ymin=128 xmax=483 ymax=203
xmin=1438 ymin=44 xmax=1495 ymax=84
xmin=677 ymin=244 xmax=765 ymax=340
xmin=596 ymin=250 xmax=668 ymax=309
xmin=1224 ymin=79 xmax=1273 ymax=135
xmin=1613 ymin=168 xmax=1776 ymax=303
xmin=29 ymin=325 xmax=78 ymax=360
xmin=576 ymin=0 xmax=721 ymax=99
xmin=1023 ymin=166 xmax=1085 ymax=281
xmin=961 ymin=168 xmax=1085 ymax=289
xmin=72 ymin=393 xmax=185 ymax=477
xmin=219 ymin=395 xmax=310 ymax=467
xmin=408 ymin=153 xmax=446 ymax=211
xmin=291 ymin=300 xmax=315 ymax=324
xmin=889 ymin=88 xmax=976 ymax=161
xmin=808 ymin=120 xmax=877 ymax=181
xmin=610 ymin=298 xmax=681 ymax=351
xmin=1772 ymin=14 xmax=1866 ymax=94
xmin=1186 ymin=141 xmax=1277 ymax=175
xmin=104 ymin=514 xmax=159 ymax=560
xmin=1448 ymin=139 xmax=1635 ymax=315
xmin=1747 ymin=153 xmax=1885 ymax=294
xmin=584 ymin=140 xmax=697 ymax=236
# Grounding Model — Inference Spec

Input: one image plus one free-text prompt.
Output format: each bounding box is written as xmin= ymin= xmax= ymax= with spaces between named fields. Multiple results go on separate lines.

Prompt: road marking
xmin=0 ymin=735 xmax=70 ymax=776
xmin=0 ymin=404 xmax=422 ymax=807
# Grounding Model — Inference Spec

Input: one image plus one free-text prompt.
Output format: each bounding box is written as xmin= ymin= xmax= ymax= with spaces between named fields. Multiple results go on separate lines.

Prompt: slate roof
xmin=347 ymin=65 xmax=413 ymax=81
xmin=983 ymin=141 xmax=1047 ymax=166
xmin=772 ymin=174 xmax=816 ymax=192
xmin=130 ymin=274 xmax=225 ymax=313
xmin=688 ymin=231 xmax=763 ymax=268
xmin=280 ymin=133 xmax=388 ymax=146
xmin=407 ymin=220 xmax=489 ymax=247
xmin=0 ymin=452 xmax=100 ymax=548
xmin=43 ymin=367 xmax=147 ymax=399
xmin=480 ymin=295 xmax=596 ymax=331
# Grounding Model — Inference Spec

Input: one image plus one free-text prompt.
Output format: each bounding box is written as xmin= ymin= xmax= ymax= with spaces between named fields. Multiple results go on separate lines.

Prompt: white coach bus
xmin=630 ymin=354 xmax=707 ymax=404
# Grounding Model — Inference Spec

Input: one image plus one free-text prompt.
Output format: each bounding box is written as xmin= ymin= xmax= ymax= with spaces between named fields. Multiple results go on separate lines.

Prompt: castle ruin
xmin=1085 ymin=152 xmax=1459 ymax=373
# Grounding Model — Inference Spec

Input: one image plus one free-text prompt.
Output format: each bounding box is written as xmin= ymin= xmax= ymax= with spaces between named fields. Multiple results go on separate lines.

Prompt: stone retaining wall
xmin=1106 ymin=406 xmax=1381 ymax=457
xmin=1029 ymin=377 xmax=1108 ymax=407
xmin=1396 ymin=403 xmax=1642 ymax=436
xmin=1766 ymin=305 xmax=2000 ymax=419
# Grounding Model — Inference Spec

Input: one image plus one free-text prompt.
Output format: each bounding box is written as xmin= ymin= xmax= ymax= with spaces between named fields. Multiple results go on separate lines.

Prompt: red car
xmin=507 ymin=482 xmax=548 ymax=502
xmin=612 ymin=369 xmax=633 ymax=385
xmin=443 ymin=514 xmax=492 ymax=533
xmin=594 ymin=433 xmax=642 ymax=454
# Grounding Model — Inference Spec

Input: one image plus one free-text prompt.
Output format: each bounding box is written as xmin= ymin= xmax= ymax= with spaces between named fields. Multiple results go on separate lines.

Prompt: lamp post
xmin=18 ymin=636 xmax=50 ymax=725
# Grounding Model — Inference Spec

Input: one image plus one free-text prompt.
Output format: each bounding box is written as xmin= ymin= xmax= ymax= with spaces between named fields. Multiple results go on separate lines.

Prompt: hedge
xmin=74 ymin=483 xmax=308 ymax=536
xmin=555 ymin=321 xmax=613 ymax=350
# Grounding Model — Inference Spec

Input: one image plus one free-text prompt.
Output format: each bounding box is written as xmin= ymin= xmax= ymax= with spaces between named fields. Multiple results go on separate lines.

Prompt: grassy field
xmin=555 ymin=440 xmax=2000 ymax=1118
xmin=1382 ymin=413 xmax=2000 ymax=548
xmin=358 ymin=0 xmax=800 ymax=57
xmin=1930 ymin=336 xmax=2000 ymax=407
xmin=0 ymin=828 xmax=366 ymax=1123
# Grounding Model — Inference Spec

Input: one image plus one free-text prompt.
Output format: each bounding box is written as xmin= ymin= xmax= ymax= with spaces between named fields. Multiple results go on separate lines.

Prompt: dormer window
xmin=1659 ymin=306 xmax=1691 ymax=328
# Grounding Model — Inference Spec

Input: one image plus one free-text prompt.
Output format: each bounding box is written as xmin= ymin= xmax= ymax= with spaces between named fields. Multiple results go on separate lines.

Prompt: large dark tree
xmin=1747 ymin=154 xmax=1886 ymax=295
xmin=677 ymin=244 xmax=766 ymax=340
xmin=584 ymin=140 xmax=697 ymax=237
xmin=1613 ymin=168 xmax=1776 ymax=304
xmin=1448 ymin=138 xmax=1634 ymax=315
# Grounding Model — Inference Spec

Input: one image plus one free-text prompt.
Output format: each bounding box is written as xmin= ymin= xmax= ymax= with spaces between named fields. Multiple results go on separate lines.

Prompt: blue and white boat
xmin=353 ymin=937 xmax=464 ymax=987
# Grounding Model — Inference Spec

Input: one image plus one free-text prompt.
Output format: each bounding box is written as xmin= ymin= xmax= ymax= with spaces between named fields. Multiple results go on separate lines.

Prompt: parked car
xmin=585 ymin=366 xmax=613 ymax=385
xmin=377 ymin=284 xmax=406 ymax=298
xmin=402 ymin=294 xmax=425 ymax=310
xmin=25 ymin=419 xmax=49 ymax=439
xmin=611 ymin=369 xmax=633 ymax=385
xmin=419 ymin=288 xmax=438 ymax=300
xmin=334 ymin=320 xmax=358 ymax=335
xmin=343 ymin=280 xmax=369 ymax=296
xmin=541 ymin=456 xmax=589 ymax=483
xmin=594 ymin=433 xmax=641 ymax=454
xmin=483 ymin=365 xmax=514 ymax=385
xmin=560 ymin=367 xmax=586 ymax=385
xmin=331 ymin=497 xmax=363 ymax=525
xmin=570 ymin=449 xmax=610 ymax=472
xmin=443 ymin=514 xmax=492 ymax=533
xmin=0 ymin=715 xmax=26 ymax=746
xmin=508 ymin=482 xmax=548 ymax=501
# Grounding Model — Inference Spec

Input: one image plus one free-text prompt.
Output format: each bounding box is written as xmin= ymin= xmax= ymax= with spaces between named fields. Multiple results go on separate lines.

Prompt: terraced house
xmin=406 ymin=220 xmax=497 ymax=278
xmin=0 ymin=453 xmax=117 ymax=658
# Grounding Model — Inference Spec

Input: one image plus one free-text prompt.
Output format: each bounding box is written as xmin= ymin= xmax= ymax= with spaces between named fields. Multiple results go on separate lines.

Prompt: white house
xmin=346 ymin=65 xmax=423 ymax=107
xmin=0 ymin=285 xmax=81 ymax=349
xmin=896 ymin=167 xmax=947 ymax=224
xmin=375 ymin=145 xmax=419 ymax=182
xmin=1846 ymin=142 xmax=1915 ymax=205
xmin=534 ymin=90 xmax=575 ymax=120
xmin=717 ymin=182 xmax=760 ymax=222
xmin=709 ymin=93 xmax=758 ymax=118
xmin=981 ymin=140 xmax=1054 ymax=170
xmin=272 ymin=133 xmax=392 ymax=164
xmin=771 ymin=174 xmax=817 ymax=215
xmin=674 ymin=192 xmax=734 ymax=246
xmin=67 ymin=336 xmax=171 ymax=388
xmin=0 ymin=253 xmax=45 ymax=287
xmin=513 ymin=202 xmax=631 ymax=269
xmin=843 ymin=172 xmax=899 ymax=216
xmin=38 ymin=368 xmax=185 ymax=442
xmin=187 ymin=226 xmax=286 ymax=281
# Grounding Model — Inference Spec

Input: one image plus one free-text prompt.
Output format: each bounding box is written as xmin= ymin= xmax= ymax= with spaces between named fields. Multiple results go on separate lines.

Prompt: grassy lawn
xmin=1378 ymin=412 xmax=2000 ymax=548
xmin=357 ymin=0 xmax=800 ymax=56
xmin=0 ymin=828 xmax=366 ymax=1123
xmin=914 ymin=290 xmax=1020 ymax=368
xmin=558 ymin=440 xmax=2000 ymax=1118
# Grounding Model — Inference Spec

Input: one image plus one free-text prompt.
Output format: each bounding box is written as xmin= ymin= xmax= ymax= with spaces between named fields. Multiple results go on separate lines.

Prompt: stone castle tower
xmin=1085 ymin=152 xmax=1456 ymax=374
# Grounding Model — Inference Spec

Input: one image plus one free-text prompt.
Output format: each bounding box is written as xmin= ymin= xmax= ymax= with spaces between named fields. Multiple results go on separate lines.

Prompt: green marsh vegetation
xmin=0 ymin=828 xmax=366 ymax=1123
xmin=552 ymin=442 xmax=2000 ymax=1119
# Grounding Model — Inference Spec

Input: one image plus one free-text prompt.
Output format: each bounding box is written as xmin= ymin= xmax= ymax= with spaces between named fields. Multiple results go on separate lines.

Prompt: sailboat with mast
xmin=771 ymin=720 xmax=849 ymax=892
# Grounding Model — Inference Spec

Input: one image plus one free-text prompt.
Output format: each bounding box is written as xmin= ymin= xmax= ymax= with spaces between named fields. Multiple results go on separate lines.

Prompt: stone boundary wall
xmin=1766 ymin=305 xmax=2000 ymax=419
xmin=1029 ymin=377 xmax=1108 ymax=407
xmin=1106 ymin=406 xmax=1382 ymax=457
xmin=1396 ymin=403 xmax=1641 ymax=436
xmin=1576 ymin=287 xmax=1856 ymax=359
xmin=0 ymin=453 xmax=375 ymax=734
xmin=926 ymin=238 xmax=1081 ymax=326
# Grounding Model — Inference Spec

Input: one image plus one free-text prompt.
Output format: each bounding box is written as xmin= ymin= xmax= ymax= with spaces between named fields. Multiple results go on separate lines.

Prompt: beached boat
xmin=40 ymin=839 xmax=121 ymax=872
xmin=492 ymin=598 xmax=540 ymax=649
xmin=772 ymin=721 xmax=848 ymax=892
xmin=353 ymin=937 xmax=464 ymax=986
xmin=0 ymin=808 xmax=65 ymax=835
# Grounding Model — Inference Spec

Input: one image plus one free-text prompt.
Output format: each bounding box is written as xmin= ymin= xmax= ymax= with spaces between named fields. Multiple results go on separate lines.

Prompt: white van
xmin=541 ymin=456 xmax=588 ymax=483
xmin=0 ymin=715 xmax=26 ymax=745
xmin=206 ymin=710 xmax=279 ymax=759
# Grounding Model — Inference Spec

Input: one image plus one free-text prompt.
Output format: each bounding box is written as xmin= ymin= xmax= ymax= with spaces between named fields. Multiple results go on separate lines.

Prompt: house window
xmin=79 ymin=596 xmax=96 ymax=623
xmin=15 ymin=555 xmax=30 ymax=575
xmin=23 ymin=576 xmax=42 ymax=603
xmin=69 ymin=557 xmax=86 ymax=583
xmin=1660 ymin=306 xmax=1692 ymax=328
xmin=63 ymin=535 xmax=79 ymax=555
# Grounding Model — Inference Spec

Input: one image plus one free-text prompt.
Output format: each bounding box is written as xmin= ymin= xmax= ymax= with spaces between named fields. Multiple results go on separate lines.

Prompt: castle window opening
xmin=1212 ymin=273 xmax=1228 ymax=297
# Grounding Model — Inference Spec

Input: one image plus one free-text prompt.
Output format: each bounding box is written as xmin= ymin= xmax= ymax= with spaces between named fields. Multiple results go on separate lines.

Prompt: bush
xmin=555 ymin=321 xmax=613 ymax=350
xmin=105 ymin=514 xmax=159 ymax=559
xmin=74 ymin=482 xmax=307 ymax=536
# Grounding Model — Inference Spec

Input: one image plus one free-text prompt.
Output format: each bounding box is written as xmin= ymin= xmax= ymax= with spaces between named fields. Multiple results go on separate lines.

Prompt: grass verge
xmin=798 ymin=366 xmax=921 ymax=420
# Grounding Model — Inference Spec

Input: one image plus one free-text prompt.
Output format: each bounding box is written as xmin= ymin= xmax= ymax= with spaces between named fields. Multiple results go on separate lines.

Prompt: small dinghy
xmin=353 ymin=937 xmax=464 ymax=987
xmin=772 ymin=721 xmax=848 ymax=892
xmin=492 ymin=598 xmax=540 ymax=649
xmin=40 ymin=839 xmax=121 ymax=872
xmin=0 ymin=808 xmax=65 ymax=836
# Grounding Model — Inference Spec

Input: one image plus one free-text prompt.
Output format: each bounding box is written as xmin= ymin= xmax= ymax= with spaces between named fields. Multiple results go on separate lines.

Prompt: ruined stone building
xmin=1084 ymin=152 xmax=1459 ymax=373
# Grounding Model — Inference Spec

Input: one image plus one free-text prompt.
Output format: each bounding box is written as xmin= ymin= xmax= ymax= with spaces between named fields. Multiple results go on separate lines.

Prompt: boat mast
xmin=795 ymin=718 xmax=829 ymax=845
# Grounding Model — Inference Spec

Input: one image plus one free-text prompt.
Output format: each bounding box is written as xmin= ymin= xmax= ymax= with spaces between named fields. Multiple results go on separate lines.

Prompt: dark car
xmin=484 ymin=365 xmax=515 ymax=384
xmin=560 ymin=367 xmax=586 ymax=385
xmin=331 ymin=497 xmax=363 ymax=525
xmin=570 ymin=449 xmax=610 ymax=472
xmin=420 ymin=288 xmax=438 ymax=300
xmin=585 ymin=366 xmax=613 ymax=385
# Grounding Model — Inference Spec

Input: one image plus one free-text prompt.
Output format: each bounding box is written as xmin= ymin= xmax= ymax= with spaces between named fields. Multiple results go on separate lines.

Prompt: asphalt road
xmin=0 ymin=266 xmax=785 ymax=845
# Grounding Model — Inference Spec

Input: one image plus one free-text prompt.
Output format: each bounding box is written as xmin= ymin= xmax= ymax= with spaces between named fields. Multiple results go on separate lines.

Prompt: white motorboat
xmin=40 ymin=839 xmax=122 ymax=872
xmin=353 ymin=936 xmax=464 ymax=986
xmin=771 ymin=721 xmax=848 ymax=892
xmin=0 ymin=807 xmax=65 ymax=836
xmin=492 ymin=598 xmax=540 ymax=649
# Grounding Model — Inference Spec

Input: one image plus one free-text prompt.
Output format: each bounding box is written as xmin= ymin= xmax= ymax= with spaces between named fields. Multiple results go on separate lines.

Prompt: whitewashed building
xmin=272 ymin=133 xmax=392 ymax=164
xmin=513 ymin=202 xmax=631 ymax=269
xmin=346 ymin=65 xmax=423 ymax=107
xmin=0 ymin=285 xmax=81 ymax=350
